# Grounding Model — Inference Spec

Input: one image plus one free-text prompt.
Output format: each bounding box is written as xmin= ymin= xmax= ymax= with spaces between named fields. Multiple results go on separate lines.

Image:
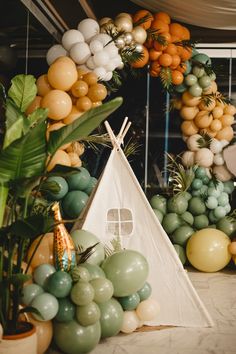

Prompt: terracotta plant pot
xmin=0 ymin=322 xmax=37 ymax=354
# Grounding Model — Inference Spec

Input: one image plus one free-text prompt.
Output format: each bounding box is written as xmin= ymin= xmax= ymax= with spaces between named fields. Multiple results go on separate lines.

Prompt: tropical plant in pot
xmin=0 ymin=74 xmax=122 ymax=347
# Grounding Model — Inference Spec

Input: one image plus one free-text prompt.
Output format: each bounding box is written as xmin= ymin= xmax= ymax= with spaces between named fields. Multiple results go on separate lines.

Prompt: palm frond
xmin=197 ymin=131 xmax=212 ymax=148
xmin=160 ymin=67 xmax=172 ymax=91
xmin=173 ymin=39 xmax=197 ymax=49
xmin=80 ymin=133 xmax=111 ymax=151
xmin=133 ymin=14 xmax=153 ymax=27
xmin=201 ymin=92 xmax=229 ymax=107
xmin=120 ymin=47 xmax=143 ymax=64
xmin=123 ymin=136 xmax=141 ymax=159
xmin=76 ymin=242 xmax=99 ymax=263
xmin=147 ymin=30 xmax=167 ymax=45
xmin=165 ymin=152 xmax=195 ymax=193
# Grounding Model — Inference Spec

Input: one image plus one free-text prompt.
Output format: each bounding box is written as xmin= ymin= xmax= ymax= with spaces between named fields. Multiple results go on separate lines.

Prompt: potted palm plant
xmin=0 ymin=73 xmax=122 ymax=353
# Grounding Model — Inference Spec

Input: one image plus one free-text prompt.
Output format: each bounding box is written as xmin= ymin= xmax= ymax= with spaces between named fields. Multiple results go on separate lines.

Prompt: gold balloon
xmin=41 ymin=89 xmax=72 ymax=120
xmin=99 ymin=17 xmax=113 ymax=26
xmin=48 ymin=56 xmax=78 ymax=91
xmin=27 ymin=233 xmax=54 ymax=270
xmin=28 ymin=315 xmax=53 ymax=354
xmin=63 ymin=105 xmax=83 ymax=125
xmin=36 ymin=74 xmax=52 ymax=96
xmin=76 ymin=96 xmax=92 ymax=111
xmin=87 ymin=83 xmax=107 ymax=102
xmin=114 ymin=16 xmax=133 ymax=32
xmin=186 ymin=228 xmax=231 ymax=272
xmin=116 ymin=12 xmax=133 ymax=21
xmin=132 ymin=26 xmax=147 ymax=44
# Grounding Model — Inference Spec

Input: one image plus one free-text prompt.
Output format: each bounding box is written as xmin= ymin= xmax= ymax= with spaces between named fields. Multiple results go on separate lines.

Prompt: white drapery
xmin=130 ymin=0 xmax=236 ymax=30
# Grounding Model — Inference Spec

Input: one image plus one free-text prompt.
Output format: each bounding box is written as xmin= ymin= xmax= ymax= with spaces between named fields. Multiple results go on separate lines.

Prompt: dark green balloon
xmin=66 ymin=167 xmax=91 ymax=191
xmin=53 ymin=319 xmax=101 ymax=354
xmin=137 ymin=282 xmax=152 ymax=301
xmin=45 ymin=271 xmax=72 ymax=298
xmin=98 ymin=298 xmax=124 ymax=338
xmin=117 ymin=292 xmax=140 ymax=310
xmin=62 ymin=190 xmax=89 ymax=218
xmin=79 ymin=263 xmax=106 ymax=280
xmin=76 ymin=301 xmax=101 ymax=326
xmin=45 ymin=176 xmax=68 ymax=200
xmin=102 ymin=250 xmax=149 ymax=297
xmin=173 ymin=244 xmax=187 ymax=265
xmin=55 ymin=297 xmax=75 ymax=322
xmin=84 ymin=177 xmax=97 ymax=195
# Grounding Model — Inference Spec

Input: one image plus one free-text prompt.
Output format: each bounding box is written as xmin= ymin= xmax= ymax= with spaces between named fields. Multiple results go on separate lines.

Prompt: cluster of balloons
xmin=24 ymin=228 xmax=160 ymax=353
xmin=43 ymin=167 xmax=97 ymax=219
xmin=26 ymin=56 xmax=108 ymax=171
xmin=150 ymin=174 xmax=235 ymax=267
xmin=46 ymin=18 xmax=123 ymax=81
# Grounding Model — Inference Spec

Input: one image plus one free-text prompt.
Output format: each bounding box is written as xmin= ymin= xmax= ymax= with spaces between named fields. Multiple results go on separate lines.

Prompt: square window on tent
xmin=106 ymin=208 xmax=133 ymax=236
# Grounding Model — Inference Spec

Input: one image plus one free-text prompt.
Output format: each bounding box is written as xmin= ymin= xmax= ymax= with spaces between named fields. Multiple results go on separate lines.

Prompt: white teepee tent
xmin=75 ymin=118 xmax=214 ymax=328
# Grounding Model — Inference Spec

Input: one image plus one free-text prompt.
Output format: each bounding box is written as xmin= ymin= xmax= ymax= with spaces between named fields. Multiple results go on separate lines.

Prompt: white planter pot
xmin=0 ymin=323 xmax=37 ymax=354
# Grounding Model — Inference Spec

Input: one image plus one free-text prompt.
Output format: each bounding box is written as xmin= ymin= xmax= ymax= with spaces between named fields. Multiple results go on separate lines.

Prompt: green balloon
xmin=84 ymin=177 xmax=97 ymax=195
xmin=66 ymin=167 xmax=91 ymax=191
xmin=184 ymin=74 xmax=197 ymax=86
xmin=181 ymin=211 xmax=194 ymax=226
xmin=45 ymin=270 xmax=72 ymax=298
xmin=188 ymin=83 xmax=202 ymax=97
xmin=33 ymin=263 xmax=56 ymax=289
xmin=21 ymin=284 xmax=44 ymax=306
xmin=90 ymin=277 xmax=114 ymax=303
xmin=53 ymin=319 xmax=101 ymax=354
xmin=79 ymin=263 xmax=106 ymax=280
xmin=70 ymin=281 xmax=94 ymax=306
xmin=102 ymin=250 xmax=149 ymax=297
xmin=76 ymin=301 xmax=101 ymax=326
xmin=137 ymin=282 xmax=152 ymax=301
xmin=150 ymin=195 xmax=167 ymax=214
xmin=153 ymin=208 xmax=163 ymax=223
xmin=98 ymin=298 xmax=124 ymax=338
xmin=71 ymin=229 xmax=105 ymax=266
xmin=55 ymin=298 xmax=75 ymax=322
xmin=173 ymin=244 xmax=187 ymax=265
xmin=45 ymin=176 xmax=68 ymax=201
xmin=192 ymin=53 xmax=211 ymax=65
xmin=71 ymin=266 xmax=91 ymax=282
xmin=193 ymin=214 xmax=209 ymax=230
xmin=167 ymin=194 xmax=188 ymax=214
xmin=31 ymin=292 xmax=59 ymax=321
xmin=62 ymin=190 xmax=89 ymax=218
xmin=117 ymin=292 xmax=140 ymax=310
xmin=172 ymin=225 xmax=195 ymax=246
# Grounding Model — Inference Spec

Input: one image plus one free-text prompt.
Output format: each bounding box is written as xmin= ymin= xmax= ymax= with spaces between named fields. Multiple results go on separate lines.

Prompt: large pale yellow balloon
xmin=27 ymin=233 xmax=54 ymax=270
xmin=41 ymin=89 xmax=72 ymax=120
xmin=47 ymin=56 xmax=78 ymax=91
xmin=186 ymin=228 xmax=231 ymax=272
xmin=28 ymin=315 xmax=53 ymax=354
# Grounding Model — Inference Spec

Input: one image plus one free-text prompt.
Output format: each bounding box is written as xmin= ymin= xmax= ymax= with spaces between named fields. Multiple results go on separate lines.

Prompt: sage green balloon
xmin=98 ymin=298 xmax=124 ymax=338
xmin=71 ymin=229 xmax=105 ymax=266
xmin=117 ymin=292 xmax=140 ymax=310
xmin=53 ymin=319 xmax=101 ymax=354
xmin=76 ymin=301 xmax=101 ymax=326
xmin=70 ymin=281 xmax=94 ymax=306
xmin=55 ymin=298 xmax=75 ymax=322
xmin=137 ymin=282 xmax=152 ymax=301
xmin=71 ymin=265 xmax=91 ymax=282
xmin=79 ymin=263 xmax=106 ymax=280
xmin=173 ymin=244 xmax=187 ymax=265
xmin=102 ymin=250 xmax=149 ymax=297
xmin=90 ymin=277 xmax=114 ymax=303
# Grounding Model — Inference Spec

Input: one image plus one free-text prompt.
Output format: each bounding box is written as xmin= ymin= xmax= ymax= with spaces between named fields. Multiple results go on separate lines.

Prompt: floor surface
xmin=48 ymin=268 xmax=236 ymax=354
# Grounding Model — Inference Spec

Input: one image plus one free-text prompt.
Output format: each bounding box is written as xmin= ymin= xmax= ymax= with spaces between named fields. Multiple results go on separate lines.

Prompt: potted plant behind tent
xmin=0 ymin=73 xmax=122 ymax=353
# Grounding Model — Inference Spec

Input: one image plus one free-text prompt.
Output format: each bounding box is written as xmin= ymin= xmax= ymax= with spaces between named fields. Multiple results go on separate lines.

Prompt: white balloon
xmin=120 ymin=311 xmax=139 ymax=334
xmin=93 ymin=50 xmax=109 ymax=67
xmin=89 ymin=40 xmax=103 ymax=54
xmin=105 ymin=61 xmax=116 ymax=72
xmin=112 ymin=55 xmax=123 ymax=68
xmin=46 ymin=44 xmax=68 ymax=65
xmin=136 ymin=299 xmax=160 ymax=322
xmin=91 ymin=33 xmax=112 ymax=46
xmin=77 ymin=64 xmax=91 ymax=74
xmin=93 ymin=67 xmax=107 ymax=80
xmin=117 ymin=61 xmax=124 ymax=70
xmin=104 ymin=71 xmax=113 ymax=81
xmin=86 ymin=56 xmax=96 ymax=69
xmin=77 ymin=18 xmax=100 ymax=43
xmin=62 ymin=29 xmax=84 ymax=51
xmin=103 ymin=43 xmax=118 ymax=58
xmin=70 ymin=42 xmax=91 ymax=64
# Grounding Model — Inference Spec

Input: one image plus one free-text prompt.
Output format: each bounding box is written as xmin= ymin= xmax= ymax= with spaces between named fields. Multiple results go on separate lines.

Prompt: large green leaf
xmin=3 ymin=99 xmax=25 ymax=149
xmin=47 ymin=97 xmax=123 ymax=156
xmin=8 ymin=74 xmax=37 ymax=112
xmin=0 ymin=121 xmax=47 ymax=183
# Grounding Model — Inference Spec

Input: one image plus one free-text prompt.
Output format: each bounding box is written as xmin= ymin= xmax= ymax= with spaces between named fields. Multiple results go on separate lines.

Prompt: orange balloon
xmin=83 ymin=72 xmax=98 ymax=86
xmin=47 ymin=56 xmax=78 ymax=91
xmin=158 ymin=53 xmax=172 ymax=67
xmin=131 ymin=46 xmax=149 ymax=68
xmin=25 ymin=96 xmax=42 ymax=115
xmin=151 ymin=19 xmax=169 ymax=34
xmin=181 ymin=26 xmax=191 ymax=40
xmin=169 ymin=23 xmax=184 ymax=39
xmin=71 ymin=80 xmax=88 ymax=98
xmin=63 ymin=105 xmax=83 ymax=124
xmin=149 ymin=48 xmax=162 ymax=61
xmin=36 ymin=74 xmax=52 ymax=96
xmin=180 ymin=47 xmax=192 ymax=61
xmin=164 ymin=43 xmax=177 ymax=56
xmin=27 ymin=233 xmax=54 ymax=270
xmin=87 ymin=83 xmax=107 ymax=102
xmin=171 ymin=70 xmax=184 ymax=85
xmin=41 ymin=89 xmax=72 ymax=120
xmin=28 ymin=315 xmax=53 ymax=354
xmin=170 ymin=54 xmax=181 ymax=69
xmin=153 ymin=12 xmax=171 ymax=24
xmin=133 ymin=9 xmax=153 ymax=30
xmin=76 ymin=96 xmax=92 ymax=111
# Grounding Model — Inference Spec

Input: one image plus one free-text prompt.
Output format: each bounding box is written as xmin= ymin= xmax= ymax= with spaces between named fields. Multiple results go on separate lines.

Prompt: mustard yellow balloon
xmin=186 ymin=228 xmax=231 ymax=272
xmin=41 ymin=89 xmax=72 ymax=120
xmin=36 ymin=74 xmax=52 ymax=96
xmin=48 ymin=56 xmax=78 ymax=91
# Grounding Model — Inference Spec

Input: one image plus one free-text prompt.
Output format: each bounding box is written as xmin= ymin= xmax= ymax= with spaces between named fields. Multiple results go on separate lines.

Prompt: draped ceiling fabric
xmin=130 ymin=0 xmax=236 ymax=30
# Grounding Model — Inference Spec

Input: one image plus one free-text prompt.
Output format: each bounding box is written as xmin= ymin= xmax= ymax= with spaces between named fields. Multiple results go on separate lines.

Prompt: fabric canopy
xmin=130 ymin=0 xmax=236 ymax=30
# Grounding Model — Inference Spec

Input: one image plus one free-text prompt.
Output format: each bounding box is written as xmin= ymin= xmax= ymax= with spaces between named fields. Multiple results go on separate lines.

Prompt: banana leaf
xmin=47 ymin=97 xmax=123 ymax=156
